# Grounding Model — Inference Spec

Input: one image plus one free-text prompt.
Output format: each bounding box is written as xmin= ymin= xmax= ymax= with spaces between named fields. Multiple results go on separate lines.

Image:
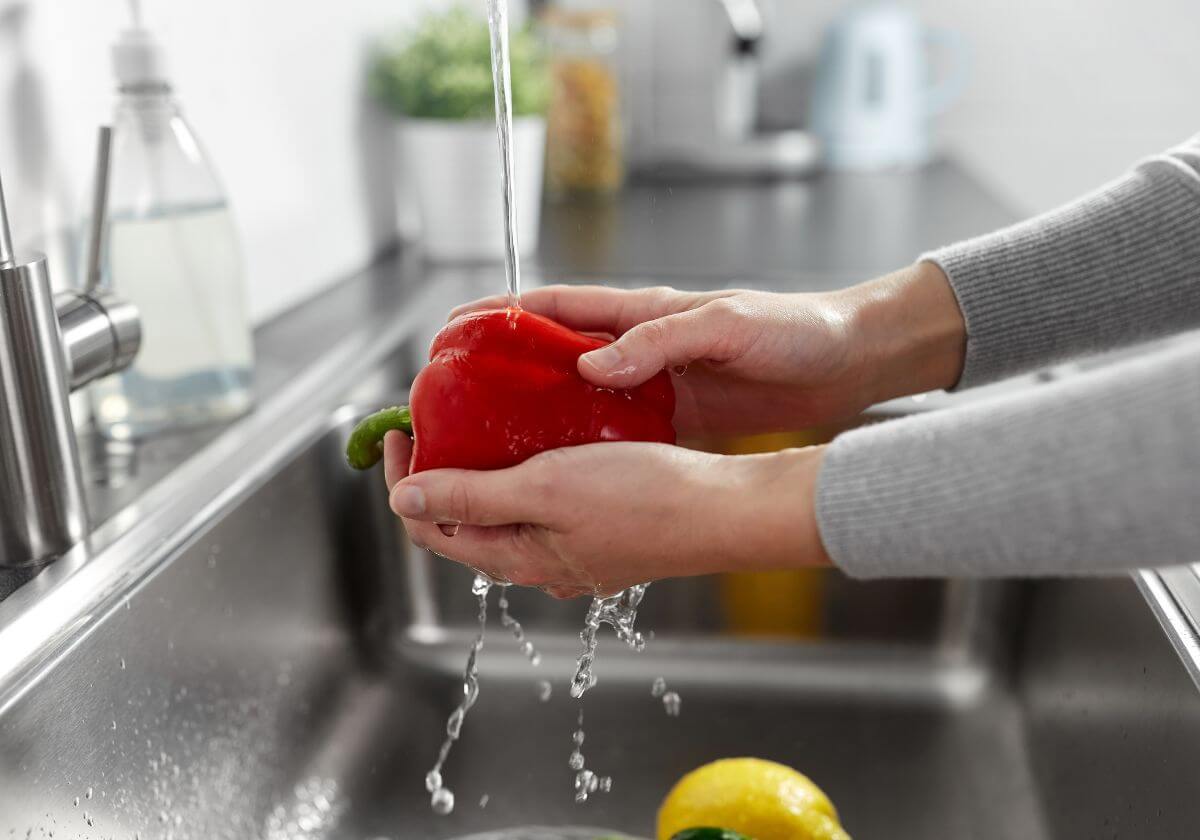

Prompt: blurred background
xmin=4 ymin=3 xmax=1200 ymax=837
xmin=2 ymin=0 xmax=1196 ymax=323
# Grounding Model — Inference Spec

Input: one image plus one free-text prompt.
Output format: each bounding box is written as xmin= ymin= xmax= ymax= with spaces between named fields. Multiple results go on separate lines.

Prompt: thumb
xmin=578 ymin=304 xmax=733 ymax=387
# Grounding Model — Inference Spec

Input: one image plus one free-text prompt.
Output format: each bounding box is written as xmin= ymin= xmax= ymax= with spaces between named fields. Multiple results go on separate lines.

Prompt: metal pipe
xmin=0 ymin=172 xmax=14 ymax=268
xmin=0 ymin=161 xmax=140 ymax=568
xmin=83 ymin=126 xmax=113 ymax=294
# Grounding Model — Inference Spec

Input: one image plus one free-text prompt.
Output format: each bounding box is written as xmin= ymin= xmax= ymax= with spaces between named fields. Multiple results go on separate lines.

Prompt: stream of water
xmin=486 ymin=0 xmax=523 ymax=308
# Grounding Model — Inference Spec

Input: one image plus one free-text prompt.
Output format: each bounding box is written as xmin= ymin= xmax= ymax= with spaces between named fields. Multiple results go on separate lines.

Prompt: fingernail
xmin=438 ymin=521 xmax=461 ymax=537
xmin=391 ymin=485 xmax=426 ymax=517
xmin=581 ymin=345 xmax=625 ymax=375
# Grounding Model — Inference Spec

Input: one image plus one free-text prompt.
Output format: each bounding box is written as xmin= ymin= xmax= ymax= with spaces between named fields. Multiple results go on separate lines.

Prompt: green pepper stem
xmin=345 ymin=405 xmax=413 ymax=470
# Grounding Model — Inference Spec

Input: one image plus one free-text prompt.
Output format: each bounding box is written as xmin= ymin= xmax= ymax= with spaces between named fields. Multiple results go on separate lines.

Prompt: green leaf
xmin=369 ymin=4 xmax=549 ymax=120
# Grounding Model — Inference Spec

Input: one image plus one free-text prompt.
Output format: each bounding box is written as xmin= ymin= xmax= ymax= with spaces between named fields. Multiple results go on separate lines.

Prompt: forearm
xmin=815 ymin=340 xmax=1200 ymax=578
xmin=923 ymin=135 xmax=1200 ymax=387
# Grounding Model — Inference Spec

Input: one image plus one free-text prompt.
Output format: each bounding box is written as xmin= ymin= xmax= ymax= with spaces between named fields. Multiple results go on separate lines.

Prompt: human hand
xmin=381 ymin=430 xmax=831 ymax=597
xmin=450 ymin=263 xmax=965 ymax=437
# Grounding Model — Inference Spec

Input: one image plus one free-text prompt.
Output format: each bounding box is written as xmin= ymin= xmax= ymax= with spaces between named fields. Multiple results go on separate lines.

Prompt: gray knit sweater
xmin=816 ymin=135 xmax=1200 ymax=577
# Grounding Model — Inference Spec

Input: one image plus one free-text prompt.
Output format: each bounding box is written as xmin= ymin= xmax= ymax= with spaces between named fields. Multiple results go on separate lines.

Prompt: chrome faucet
xmin=641 ymin=0 xmax=817 ymax=177
xmin=714 ymin=0 xmax=764 ymax=139
xmin=0 ymin=128 xmax=141 ymax=568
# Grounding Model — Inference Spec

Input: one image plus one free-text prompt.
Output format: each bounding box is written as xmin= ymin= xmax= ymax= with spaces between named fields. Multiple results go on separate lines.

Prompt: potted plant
xmin=371 ymin=6 xmax=549 ymax=261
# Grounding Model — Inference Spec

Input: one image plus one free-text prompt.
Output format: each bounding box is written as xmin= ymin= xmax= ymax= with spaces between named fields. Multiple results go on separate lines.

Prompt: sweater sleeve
xmin=921 ymin=135 xmax=1200 ymax=388
xmin=815 ymin=340 xmax=1200 ymax=578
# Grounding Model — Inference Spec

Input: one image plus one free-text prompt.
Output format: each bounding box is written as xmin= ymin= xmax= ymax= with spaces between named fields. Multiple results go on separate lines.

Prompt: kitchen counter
xmin=537 ymin=159 xmax=1016 ymax=288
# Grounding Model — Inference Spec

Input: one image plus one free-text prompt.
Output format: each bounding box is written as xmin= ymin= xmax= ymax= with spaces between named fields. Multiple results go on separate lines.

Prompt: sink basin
xmin=1 ymin=268 xmax=1198 ymax=839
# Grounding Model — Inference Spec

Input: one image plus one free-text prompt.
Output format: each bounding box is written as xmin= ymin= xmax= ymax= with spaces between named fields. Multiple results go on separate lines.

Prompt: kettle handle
xmin=923 ymin=28 xmax=970 ymax=115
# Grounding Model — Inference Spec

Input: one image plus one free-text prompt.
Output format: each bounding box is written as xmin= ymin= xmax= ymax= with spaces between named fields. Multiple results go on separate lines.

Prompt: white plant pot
xmin=397 ymin=117 xmax=545 ymax=262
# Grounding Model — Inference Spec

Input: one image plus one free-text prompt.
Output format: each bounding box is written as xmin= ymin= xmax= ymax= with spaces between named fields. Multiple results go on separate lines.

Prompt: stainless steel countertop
xmin=0 ymin=160 xmax=1016 ymax=601
xmin=538 ymin=161 xmax=1016 ymax=287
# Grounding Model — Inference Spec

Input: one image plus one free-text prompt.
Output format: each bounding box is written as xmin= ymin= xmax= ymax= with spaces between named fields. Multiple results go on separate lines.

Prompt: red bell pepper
xmin=346 ymin=308 xmax=676 ymax=473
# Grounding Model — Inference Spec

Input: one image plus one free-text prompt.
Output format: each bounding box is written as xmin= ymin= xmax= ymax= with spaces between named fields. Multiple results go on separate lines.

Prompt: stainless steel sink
xmin=2 ymin=265 xmax=1198 ymax=839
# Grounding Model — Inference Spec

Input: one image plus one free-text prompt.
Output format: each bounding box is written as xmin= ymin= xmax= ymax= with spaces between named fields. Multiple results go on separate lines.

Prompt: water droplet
xmin=119 ymin=657 xmax=126 ymax=670
xmin=478 ymin=793 xmax=489 ymax=809
xmin=111 ymin=720 xmax=117 ymax=731
xmin=568 ymin=750 xmax=585 ymax=770
xmin=425 ymin=770 xmax=442 ymax=793
xmin=430 ymin=787 xmax=454 ymax=815
xmin=672 ymin=364 xmax=689 ymax=376
xmin=651 ymin=677 xmax=667 ymax=698
xmin=573 ymin=729 xmax=585 ymax=746
xmin=84 ymin=787 xmax=92 ymax=800
xmin=72 ymin=798 xmax=78 ymax=808
xmin=537 ymin=680 xmax=552 ymax=702
xmin=663 ymin=691 xmax=681 ymax=717
xmin=573 ymin=768 xmax=599 ymax=802
xmin=446 ymin=708 xmax=464 ymax=738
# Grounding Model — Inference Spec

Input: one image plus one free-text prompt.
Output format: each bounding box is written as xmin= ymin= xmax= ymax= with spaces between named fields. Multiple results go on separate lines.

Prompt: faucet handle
xmin=84 ymin=125 xmax=113 ymax=294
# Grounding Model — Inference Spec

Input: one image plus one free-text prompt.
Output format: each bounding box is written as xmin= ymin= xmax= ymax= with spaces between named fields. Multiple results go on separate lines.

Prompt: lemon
xmin=657 ymin=758 xmax=851 ymax=840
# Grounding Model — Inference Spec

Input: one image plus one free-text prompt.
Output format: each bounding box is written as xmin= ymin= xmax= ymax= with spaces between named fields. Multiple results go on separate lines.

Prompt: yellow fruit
xmin=656 ymin=758 xmax=851 ymax=840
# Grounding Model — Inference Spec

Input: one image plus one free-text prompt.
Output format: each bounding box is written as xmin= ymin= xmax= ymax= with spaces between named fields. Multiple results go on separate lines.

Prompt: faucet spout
xmin=715 ymin=0 xmax=764 ymax=49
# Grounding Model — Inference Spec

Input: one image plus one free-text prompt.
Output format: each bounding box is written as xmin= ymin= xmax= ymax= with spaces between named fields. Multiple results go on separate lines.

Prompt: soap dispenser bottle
xmin=90 ymin=0 xmax=254 ymax=440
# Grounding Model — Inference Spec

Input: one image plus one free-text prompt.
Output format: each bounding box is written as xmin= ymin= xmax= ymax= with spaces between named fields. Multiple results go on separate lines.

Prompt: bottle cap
xmin=112 ymin=1 xmax=168 ymax=88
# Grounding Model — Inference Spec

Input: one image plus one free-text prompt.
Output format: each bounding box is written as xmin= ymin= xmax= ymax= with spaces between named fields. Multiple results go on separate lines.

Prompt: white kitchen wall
xmin=0 ymin=0 xmax=511 ymax=323
xmin=917 ymin=0 xmax=1200 ymax=215
xmin=744 ymin=0 xmax=1200 ymax=215
xmin=3 ymin=0 xmax=1195 ymax=325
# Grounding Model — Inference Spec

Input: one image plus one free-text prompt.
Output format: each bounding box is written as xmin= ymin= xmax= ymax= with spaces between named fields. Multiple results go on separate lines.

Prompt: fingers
xmin=404 ymin=520 xmax=562 ymax=590
xmin=382 ymin=431 xmax=413 ymax=492
xmin=389 ymin=462 xmax=552 ymax=527
xmin=578 ymin=301 xmax=742 ymax=387
xmin=449 ymin=285 xmax=712 ymax=335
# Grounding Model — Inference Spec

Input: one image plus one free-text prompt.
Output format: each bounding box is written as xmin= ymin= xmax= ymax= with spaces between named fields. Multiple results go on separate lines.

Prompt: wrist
xmin=843 ymin=261 xmax=967 ymax=404
xmin=722 ymin=446 xmax=832 ymax=572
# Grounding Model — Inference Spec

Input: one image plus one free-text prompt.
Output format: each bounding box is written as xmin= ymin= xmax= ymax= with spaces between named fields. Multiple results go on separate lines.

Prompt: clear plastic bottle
xmin=90 ymin=6 xmax=253 ymax=440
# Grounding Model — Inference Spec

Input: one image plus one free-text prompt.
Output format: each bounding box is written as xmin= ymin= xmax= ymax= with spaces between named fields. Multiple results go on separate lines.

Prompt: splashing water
xmin=570 ymin=585 xmax=648 ymax=699
xmin=499 ymin=585 xmax=542 ymax=666
xmin=569 ymin=709 xmax=613 ymax=803
xmin=651 ymin=677 xmax=682 ymax=716
xmin=486 ymin=0 xmax=522 ymax=308
xmin=566 ymin=585 xmax=650 ymax=802
xmin=426 ymin=575 xmax=493 ymax=815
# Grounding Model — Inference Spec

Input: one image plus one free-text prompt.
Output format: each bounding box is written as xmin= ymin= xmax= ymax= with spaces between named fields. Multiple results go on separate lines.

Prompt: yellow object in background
xmin=657 ymin=757 xmax=851 ymax=840
xmin=720 ymin=568 xmax=827 ymax=638
xmin=695 ymin=429 xmax=841 ymax=639
xmin=542 ymin=8 xmax=625 ymax=196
